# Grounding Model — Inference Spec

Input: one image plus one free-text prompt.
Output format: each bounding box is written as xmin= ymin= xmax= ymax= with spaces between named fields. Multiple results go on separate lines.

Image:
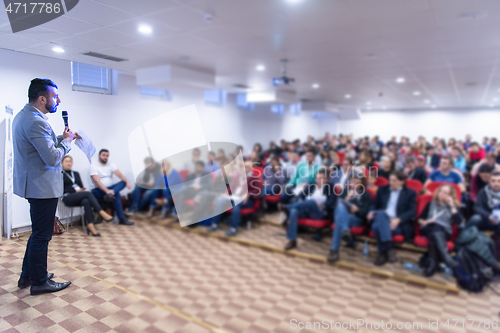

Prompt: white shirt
xmin=385 ymin=188 xmax=401 ymax=219
xmin=90 ymin=162 xmax=118 ymax=188
xmin=307 ymin=188 xmax=327 ymax=207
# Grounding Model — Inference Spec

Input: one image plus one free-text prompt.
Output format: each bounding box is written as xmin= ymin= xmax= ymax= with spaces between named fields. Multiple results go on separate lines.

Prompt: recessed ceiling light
xmin=312 ymin=83 xmax=320 ymax=89
xmin=424 ymin=100 xmax=430 ymax=104
xmin=413 ymin=91 xmax=421 ymax=96
xmin=382 ymin=106 xmax=387 ymax=110
xmin=256 ymin=65 xmax=265 ymax=71
xmin=431 ymin=105 xmax=437 ymax=109
xmin=52 ymin=46 xmax=64 ymax=53
xmin=493 ymin=98 xmax=499 ymax=102
xmin=396 ymin=77 xmax=405 ymax=84
xmin=366 ymin=101 xmax=371 ymax=105
xmin=138 ymin=24 xmax=153 ymax=35
xmin=345 ymin=94 xmax=351 ymax=99
xmin=489 ymin=104 xmax=495 ymax=108
xmin=285 ymin=0 xmax=303 ymax=3
xmin=458 ymin=11 xmax=488 ymax=20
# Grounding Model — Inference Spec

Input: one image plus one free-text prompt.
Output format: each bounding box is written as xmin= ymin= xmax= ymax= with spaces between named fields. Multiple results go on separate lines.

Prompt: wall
xmin=338 ymin=110 xmax=500 ymax=142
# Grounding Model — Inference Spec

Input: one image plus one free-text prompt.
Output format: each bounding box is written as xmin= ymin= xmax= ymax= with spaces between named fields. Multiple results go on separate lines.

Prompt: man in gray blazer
xmin=13 ymin=78 xmax=74 ymax=295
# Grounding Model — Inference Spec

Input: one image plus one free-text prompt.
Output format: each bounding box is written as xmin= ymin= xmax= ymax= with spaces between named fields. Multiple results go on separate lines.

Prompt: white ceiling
xmin=1 ymin=0 xmax=500 ymax=110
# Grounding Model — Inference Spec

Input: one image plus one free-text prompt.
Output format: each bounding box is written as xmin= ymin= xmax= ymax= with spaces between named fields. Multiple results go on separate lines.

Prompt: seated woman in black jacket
xmin=328 ymin=173 xmax=372 ymax=262
xmin=419 ymin=184 xmax=461 ymax=276
xmin=62 ymin=156 xmax=113 ymax=236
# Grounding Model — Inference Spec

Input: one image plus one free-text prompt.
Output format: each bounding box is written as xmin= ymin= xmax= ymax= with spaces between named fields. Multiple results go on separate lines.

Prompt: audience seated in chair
xmin=470 ymin=163 xmax=494 ymax=202
xmin=468 ymin=172 xmax=500 ymax=244
xmin=207 ymin=161 xmax=262 ymax=237
xmin=425 ymin=146 xmax=441 ymax=170
xmin=418 ymin=184 xmax=461 ymax=276
xmin=470 ymin=152 xmax=500 ymax=177
xmin=425 ymin=156 xmax=466 ymax=194
xmin=450 ymin=146 xmax=467 ymax=173
xmin=61 ymin=156 xmax=114 ymax=236
xmin=404 ymin=155 xmax=428 ymax=185
xmin=263 ymin=157 xmax=286 ymax=196
xmin=90 ymin=149 xmax=134 ymax=226
xmin=127 ymin=157 xmax=161 ymax=216
xmin=283 ymin=167 xmax=336 ymax=250
xmin=377 ymin=156 xmax=395 ymax=180
xmin=328 ymin=173 xmax=372 ymax=262
xmin=156 ymin=159 xmax=183 ymax=218
xmin=280 ymin=149 xmax=319 ymax=205
xmin=329 ymin=157 xmax=354 ymax=189
xmin=368 ymin=171 xmax=417 ymax=266
xmin=183 ymin=148 xmax=202 ymax=171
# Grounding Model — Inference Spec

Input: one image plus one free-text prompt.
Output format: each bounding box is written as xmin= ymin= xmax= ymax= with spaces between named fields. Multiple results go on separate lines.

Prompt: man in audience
xmin=178 ymin=161 xmax=213 ymax=204
xmin=488 ymin=138 xmax=498 ymax=153
xmin=471 ymin=153 xmax=500 ymax=177
xmin=469 ymin=172 xmax=500 ymax=238
xmin=368 ymin=171 xmax=417 ymax=266
xmin=463 ymin=134 xmax=472 ymax=150
xmin=127 ymin=157 xmax=161 ymax=215
xmin=328 ymin=173 xmax=372 ymax=262
xmin=90 ymin=149 xmax=134 ymax=225
xmin=404 ymin=155 xmax=427 ymax=185
xmin=183 ymin=148 xmax=202 ymax=171
xmin=284 ymin=168 xmax=336 ymax=250
xmin=425 ymin=156 xmax=465 ymax=193
xmin=416 ymin=155 xmax=429 ymax=172
xmin=205 ymin=151 xmax=221 ymax=174
xmin=330 ymin=157 xmax=354 ymax=189
xmin=283 ymin=150 xmax=300 ymax=181
xmin=425 ymin=146 xmax=441 ymax=170
xmin=470 ymin=163 xmax=494 ymax=202
xmin=280 ymin=149 xmax=319 ymax=204
xmin=468 ymin=142 xmax=486 ymax=168
xmin=207 ymin=161 xmax=262 ymax=237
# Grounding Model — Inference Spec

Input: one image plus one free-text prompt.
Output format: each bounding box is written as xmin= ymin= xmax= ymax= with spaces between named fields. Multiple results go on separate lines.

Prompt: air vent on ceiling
xmin=82 ymin=52 xmax=128 ymax=62
xmin=233 ymin=84 xmax=252 ymax=90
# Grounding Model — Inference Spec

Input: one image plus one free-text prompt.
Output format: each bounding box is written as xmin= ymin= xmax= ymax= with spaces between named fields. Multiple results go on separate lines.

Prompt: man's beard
xmin=99 ymin=158 xmax=107 ymax=164
xmin=45 ymin=101 xmax=57 ymax=113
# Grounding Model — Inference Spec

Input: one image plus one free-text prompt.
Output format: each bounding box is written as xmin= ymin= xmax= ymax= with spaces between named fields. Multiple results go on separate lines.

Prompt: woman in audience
xmin=320 ymin=150 xmax=334 ymax=167
xmin=450 ymin=146 xmax=467 ymax=173
xmin=344 ymin=142 xmax=356 ymax=160
xmin=159 ymin=159 xmax=183 ymax=218
xmin=436 ymin=139 xmax=448 ymax=157
xmin=357 ymin=149 xmax=375 ymax=170
xmin=252 ymin=143 xmax=264 ymax=163
xmin=216 ymin=149 xmax=228 ymax=167
xmin=328 ymin=174 xmax=372 ymax=262
xmin=61 ymin=156 xmax=113 ymax=237
xmin=377 ymin=156 xmax=394 ymax=180
xmin=263 ymin=157 xmax=286 ymax=195
xmin=447 ymin=138 xmax=457 ymax=150
xmin=418 ymin=184 xmax=461 ymax=276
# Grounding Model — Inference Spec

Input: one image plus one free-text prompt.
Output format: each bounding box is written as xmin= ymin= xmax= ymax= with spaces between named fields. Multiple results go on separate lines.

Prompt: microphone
xmin=62 ymin=111 xmax=69 ymax=129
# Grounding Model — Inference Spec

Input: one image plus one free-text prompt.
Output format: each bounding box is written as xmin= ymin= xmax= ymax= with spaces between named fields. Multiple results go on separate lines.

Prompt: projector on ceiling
xmin=272 ymin=59 xmax=295 ymax=86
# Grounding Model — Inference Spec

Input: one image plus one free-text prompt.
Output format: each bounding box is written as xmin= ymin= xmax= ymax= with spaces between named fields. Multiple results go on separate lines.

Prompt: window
xmin=289 ymin=103 xmax=301 ymax=116
xmin=271 ymin=104 xmax=285 ymax=115
xmin=204 ymin=89 xmax=226 ymax=107
xmin=71 ymin=62 xmax=112 ymax=94
xmin=237 ymin=93 xmax=254 ymax=112
xmin=140 ymin=86 xmax=172 ymax=101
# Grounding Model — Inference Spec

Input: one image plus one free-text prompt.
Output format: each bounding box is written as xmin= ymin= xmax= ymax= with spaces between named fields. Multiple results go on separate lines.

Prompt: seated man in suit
xmin=404 ymin=155 xmax=427 ymax=185
xmin=207 ymin=161 xmax=262 ymax=237
xmin=284 ymin=167 xmax=336 ymax=250
xmin=368 ymin=171 xmax=417 ymax=266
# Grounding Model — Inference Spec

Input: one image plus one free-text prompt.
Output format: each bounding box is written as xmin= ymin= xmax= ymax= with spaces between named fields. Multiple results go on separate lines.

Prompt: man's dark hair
xmin=479 ymin=163 xmax=495 ymax=174
xmin=99 ymin=149 xmax=109 ymax=155
xmin=491 ymin=172 xmax=500 ymax=178
xmin=306 ymin=148 xmax=316 ymax=155
xmin=195 ymin=161 xmax=205 ymax=168
xmin=441 ymin=156 xmax=453 ymax=164
xmin=405 ymin=155 xmax=415 ymax=165
xmin=317 ymin=167 xmax=329 ymax=178
xmin=390 ymin=170 xmax=407 ymax=182
xmin=343 ymin=157 xmax=354 ymax=165
xmin=28 ymin=78 xmax=57 ymax=103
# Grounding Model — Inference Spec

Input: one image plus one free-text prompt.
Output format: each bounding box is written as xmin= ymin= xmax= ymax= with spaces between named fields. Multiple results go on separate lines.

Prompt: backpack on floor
xmin=453 ymin=247 xmax=496 ymax=293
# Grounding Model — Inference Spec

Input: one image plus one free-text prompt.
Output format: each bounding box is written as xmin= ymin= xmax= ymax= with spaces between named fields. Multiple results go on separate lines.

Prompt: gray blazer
xmin=13 ymin=104 xmax=71 ymax=199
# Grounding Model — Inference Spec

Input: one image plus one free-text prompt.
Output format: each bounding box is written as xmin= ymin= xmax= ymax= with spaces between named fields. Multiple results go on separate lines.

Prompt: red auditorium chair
xmin=179 ymin=169 xmax=190 ymax=181
xmin=331 ymin=223 xmax=367 ymax=236
xmin=368 ymin=230 xmax=404 ymax=243
xmin=405 ymin=179 xmax=423 ymax=196
xmin=366 ymin=188 xmax=376 ymax=200
xmin=425 ymin=181 xmax=461 ymax=198
xmin=375 ymin=176 xmax=388 ymax=187
xmin=413 ymin=193 xmax=456 ymax=251
xmin=336 ymin=151 xmax=346 ymax=165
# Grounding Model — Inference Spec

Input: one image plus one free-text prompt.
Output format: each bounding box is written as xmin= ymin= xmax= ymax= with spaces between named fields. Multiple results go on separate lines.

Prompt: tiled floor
xmin=1 ymin=216 xmax=500 ymax=333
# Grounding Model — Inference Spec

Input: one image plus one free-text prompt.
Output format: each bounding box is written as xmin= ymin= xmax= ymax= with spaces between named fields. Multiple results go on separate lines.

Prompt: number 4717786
xmin=5 ymin=3 xmax=61 ymax=14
